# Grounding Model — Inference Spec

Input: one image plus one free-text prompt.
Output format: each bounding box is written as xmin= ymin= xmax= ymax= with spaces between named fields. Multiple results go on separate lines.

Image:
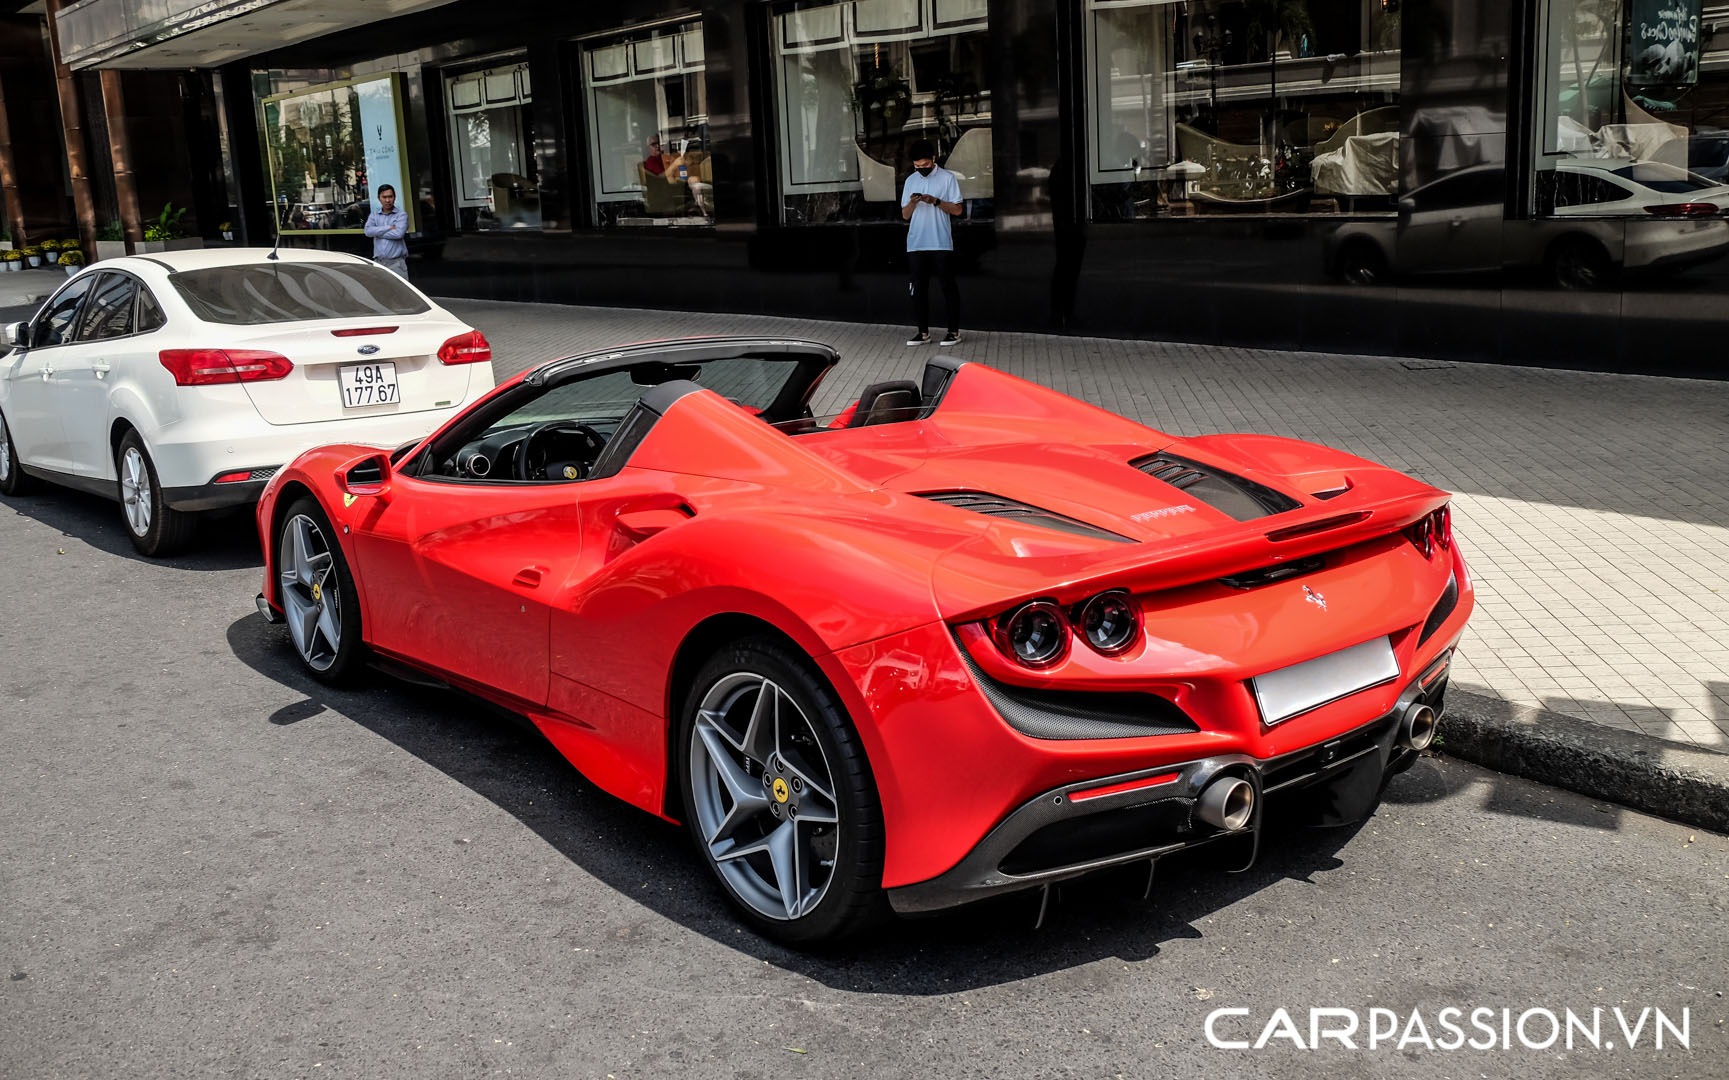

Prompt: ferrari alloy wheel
xmin=277 ymin=497 xmax=364 ymax=684
xmin=680 ymin=638 xmax=887 ymax=945
xmin=0 ymin=408 xmax=37 ymax=495
xmin=116 ymin=431 xmax=194 ymax=556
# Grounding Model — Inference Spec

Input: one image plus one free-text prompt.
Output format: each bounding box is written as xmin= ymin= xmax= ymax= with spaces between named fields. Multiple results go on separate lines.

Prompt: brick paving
xmin=441 ymin=297 xmax=1729 ymax=750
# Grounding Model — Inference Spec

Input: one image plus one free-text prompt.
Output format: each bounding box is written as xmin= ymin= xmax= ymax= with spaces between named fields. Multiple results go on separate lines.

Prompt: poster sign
xmin=355 ymin=76 xmax=411 ymax=231
xmin=1626 ymin=0 xmax=1702 ymax=86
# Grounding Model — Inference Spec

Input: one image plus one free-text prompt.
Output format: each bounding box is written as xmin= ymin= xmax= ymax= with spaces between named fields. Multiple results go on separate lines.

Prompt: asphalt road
xmin=0 ymin=482 xmax=1724 ymax=1080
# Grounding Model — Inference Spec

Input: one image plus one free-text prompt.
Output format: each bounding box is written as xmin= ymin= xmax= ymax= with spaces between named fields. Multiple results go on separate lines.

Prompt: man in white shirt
xmin=900 ymin=139 xmax=964 ymax=345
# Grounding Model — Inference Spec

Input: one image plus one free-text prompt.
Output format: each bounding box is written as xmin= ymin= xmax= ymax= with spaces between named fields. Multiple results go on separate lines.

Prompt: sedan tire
xmin=117 ymin=430 xmax=195 ymax=556
xmin=0 ymin=408 xmax=38 ymax=496
xmin=678 ymin=636 xmax=889 ymax=946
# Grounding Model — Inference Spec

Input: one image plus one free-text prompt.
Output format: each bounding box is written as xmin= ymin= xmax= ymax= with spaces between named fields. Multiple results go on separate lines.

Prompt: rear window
xmin=169 ymin=262 xmax=430 ymax=325
xmin=1611 ymin=163 xmax=1717 ymax=193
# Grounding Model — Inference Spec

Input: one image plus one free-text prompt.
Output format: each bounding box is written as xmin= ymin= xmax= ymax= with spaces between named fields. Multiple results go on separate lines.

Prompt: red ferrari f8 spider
xmin=256 ymin=338 xmax=1472 ymax=943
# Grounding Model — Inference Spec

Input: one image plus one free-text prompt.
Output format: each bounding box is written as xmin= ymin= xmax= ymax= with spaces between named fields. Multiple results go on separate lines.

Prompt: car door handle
xmin=92 ymin=362 xmax=110 ymax=378
xmin=512 ymin=566 xmax=545 ymax=588
xmin=40 ymin=366 xmax=53 ymax=379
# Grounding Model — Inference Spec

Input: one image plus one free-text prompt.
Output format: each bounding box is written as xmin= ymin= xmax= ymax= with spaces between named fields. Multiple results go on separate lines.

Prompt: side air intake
xmin=916 ymin=491 xmax=1134 ymax=543
xmin=1130 ymin=453 xmax=1301 ymax=521
xmin=955 ymin=638 xmax=1201 ymax=740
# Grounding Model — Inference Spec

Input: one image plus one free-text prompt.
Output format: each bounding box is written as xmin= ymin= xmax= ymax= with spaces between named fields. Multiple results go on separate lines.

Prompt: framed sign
xmin=1625 ymin=0 xmax=1701 ymax=86
xmin=261 ymin=73 xmax=415 ymax=236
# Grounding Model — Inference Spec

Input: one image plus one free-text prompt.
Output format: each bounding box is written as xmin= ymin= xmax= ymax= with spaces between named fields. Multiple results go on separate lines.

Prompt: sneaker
xmin=940 ymin=331 xmax=962 ymax=346
xmin=905 ymin=331 xmax=929 ymax=346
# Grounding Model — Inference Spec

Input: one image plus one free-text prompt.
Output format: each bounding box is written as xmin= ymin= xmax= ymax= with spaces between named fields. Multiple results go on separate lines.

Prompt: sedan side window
xmin=135 ymin=287 xmax=166 ymax=333
xmin=32 ymin=277 xmax=95 ymax=348
xmin=73 ymin=274 xmax=137 ymax=342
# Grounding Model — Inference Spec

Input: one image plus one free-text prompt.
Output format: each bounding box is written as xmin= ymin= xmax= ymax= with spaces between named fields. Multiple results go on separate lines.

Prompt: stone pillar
xmin=43 ymin=0 xmax=98 ymax=259
xmin=99 ymin=70 xmax=144 ymax=252
xmin=0 ymin=71 xmax=23 ymax=245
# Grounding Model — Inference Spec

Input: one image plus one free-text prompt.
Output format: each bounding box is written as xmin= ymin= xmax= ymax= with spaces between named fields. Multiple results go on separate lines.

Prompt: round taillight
xmin=994 ymin=601 xmax=1069 ymax=668
xmin=1077 ymin=590 xmax=1140 ymax=655
xmin=1433 ymin=504 xmax=1452 ymax=550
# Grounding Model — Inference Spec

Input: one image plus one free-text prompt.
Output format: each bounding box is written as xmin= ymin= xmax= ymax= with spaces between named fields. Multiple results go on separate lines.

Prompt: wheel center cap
xmin=771 ymin=777 xmax=790 ymax=804
xmin=311 ymin=582 xmax=322 ymax=603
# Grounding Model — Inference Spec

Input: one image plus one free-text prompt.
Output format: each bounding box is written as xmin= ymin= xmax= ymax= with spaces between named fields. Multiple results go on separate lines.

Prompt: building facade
xmin=35 ymin=0 xmax=1729 ymax=377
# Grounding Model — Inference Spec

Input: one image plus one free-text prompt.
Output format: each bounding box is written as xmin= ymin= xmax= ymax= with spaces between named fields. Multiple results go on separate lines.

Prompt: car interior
xmin=403 ymin=344 xmax=963 ymax=485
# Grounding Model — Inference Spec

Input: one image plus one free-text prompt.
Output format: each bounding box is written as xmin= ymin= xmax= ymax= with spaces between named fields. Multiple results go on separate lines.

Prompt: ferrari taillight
xmin=1405 ymin=505 xmax=1452 ymax=558
xmin=438 ymin=330 xmax=492 ymax=365
xmin=159 ymin=348 xmax=293 ymax=386
xmin=992 ymin=601 xmax=1069 ymax=668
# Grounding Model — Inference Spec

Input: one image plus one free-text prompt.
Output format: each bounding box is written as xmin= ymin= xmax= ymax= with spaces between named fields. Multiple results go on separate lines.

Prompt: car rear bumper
xmin=886 ymin=668 xmax=1447 ymax=915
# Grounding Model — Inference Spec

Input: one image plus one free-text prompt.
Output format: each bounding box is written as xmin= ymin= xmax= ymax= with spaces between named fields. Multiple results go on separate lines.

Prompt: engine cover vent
xmin=915 ymin=490 xmax=1134 ymax=543
xmin=1130 ymin=453 xmax=1302 ymax=521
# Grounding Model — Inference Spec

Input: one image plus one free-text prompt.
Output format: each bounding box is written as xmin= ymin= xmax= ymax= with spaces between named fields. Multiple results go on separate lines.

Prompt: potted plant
xmin=138 ymin=202 xmax=203 ymax=253
xmin=22 ymin=245 xmax=41 ymax=268
xmin=1 ymin=250 xmax=19 ymax=272
xmin=95 ymin=221 xmax=126 ymax=261
xmin=58 ymin=249 xmax=85 ymax=277
xmin=219 ymin=220 xmax=234 ymax=241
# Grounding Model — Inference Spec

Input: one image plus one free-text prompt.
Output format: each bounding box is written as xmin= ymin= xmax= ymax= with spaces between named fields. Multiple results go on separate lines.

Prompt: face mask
xmin=916 ymin=165 xmax=934 ymax=177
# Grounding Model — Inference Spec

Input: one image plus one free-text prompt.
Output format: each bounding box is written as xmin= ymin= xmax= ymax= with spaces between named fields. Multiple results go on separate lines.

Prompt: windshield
xmin=170 ymin=262 xmax=431 ymax=325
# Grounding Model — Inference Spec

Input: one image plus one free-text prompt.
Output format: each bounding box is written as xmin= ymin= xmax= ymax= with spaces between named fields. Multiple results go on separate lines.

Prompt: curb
xmin=1439 ymin=689 xmax=1729 ymax=834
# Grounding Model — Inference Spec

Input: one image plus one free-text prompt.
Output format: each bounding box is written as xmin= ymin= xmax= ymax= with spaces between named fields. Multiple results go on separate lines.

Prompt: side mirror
xmin=2 ymin=322 xmax=27 ymax=349
xmin=336 ymin=451 xmax=392 ymax=499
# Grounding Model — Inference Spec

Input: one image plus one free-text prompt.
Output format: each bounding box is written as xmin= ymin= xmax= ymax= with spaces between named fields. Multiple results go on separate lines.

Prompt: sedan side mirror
xmin=2 ymin=322 xmax=27 ymax=349
xmin=337 ymin=451 xmax=392 ymax=499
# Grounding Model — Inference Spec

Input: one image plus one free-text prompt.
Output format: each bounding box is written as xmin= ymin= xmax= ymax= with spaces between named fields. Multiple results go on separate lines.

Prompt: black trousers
xmin=909 ymin=250 xmax=960 ymax=334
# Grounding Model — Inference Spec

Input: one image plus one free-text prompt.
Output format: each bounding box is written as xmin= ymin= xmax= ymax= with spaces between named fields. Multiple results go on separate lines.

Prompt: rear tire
xmin=117 ymin=430 xmax=195 ymax=556
xmin=677 ymin=636 xmax=888 ymax=946
xmin=1337 ymin=241 xmax=1390 ymax=286
xmin=1551 ymin=237 xmax=1615 ymax=290
xmin=0 ymin=408 xmax=39 ymax=496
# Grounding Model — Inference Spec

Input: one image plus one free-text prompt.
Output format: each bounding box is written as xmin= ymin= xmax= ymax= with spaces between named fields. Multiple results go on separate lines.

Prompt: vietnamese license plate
xmin=1251 ymin=636 xmax=1400 ymax=726
xmin=339 ymin=362 xmax=399 ymax=408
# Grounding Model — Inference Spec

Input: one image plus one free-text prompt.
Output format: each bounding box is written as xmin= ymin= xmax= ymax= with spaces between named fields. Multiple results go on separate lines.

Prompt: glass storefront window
xmin=770 ymin=0 xmax=993 ymax=225
xmin=1084 ymin=0 xmax=1400 ymax=219
xmin=1534 ymin=0 xmax=1728 ymax=216
xmin=579 ymin=21 xmax=712 ymax=227
xmin=444 ymin=60 xmax=539 ymax=231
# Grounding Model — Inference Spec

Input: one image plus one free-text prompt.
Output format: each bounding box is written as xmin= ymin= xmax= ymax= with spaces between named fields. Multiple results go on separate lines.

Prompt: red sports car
xmin=255 ymin=337 xmax=1472 ymax=944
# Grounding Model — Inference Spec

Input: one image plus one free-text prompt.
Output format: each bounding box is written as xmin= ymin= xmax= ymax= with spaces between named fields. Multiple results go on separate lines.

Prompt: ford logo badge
xmin=357 ymin=344 xmax=380 ymax=355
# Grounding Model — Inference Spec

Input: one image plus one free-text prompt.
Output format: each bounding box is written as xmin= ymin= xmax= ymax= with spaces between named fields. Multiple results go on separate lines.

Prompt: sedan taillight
xmin=1644 ymin=202 xmax=1720 ymax=217
xmin=159 ymin=348 xmax=293 ymax=386
xmin=1405 ymin=504 xmax=1453 ymax=558
xmin=438 ymin=330 xmax=492 ymax=365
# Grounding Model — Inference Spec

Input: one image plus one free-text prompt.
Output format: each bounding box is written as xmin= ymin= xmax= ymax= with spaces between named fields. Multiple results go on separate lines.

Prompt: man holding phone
xmin=900 ymin=138 xmax=964 ymax=346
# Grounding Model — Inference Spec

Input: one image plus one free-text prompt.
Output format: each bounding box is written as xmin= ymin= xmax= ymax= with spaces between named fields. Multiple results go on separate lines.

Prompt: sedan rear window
xmin=169 ymin=262 xmax=430 ymax=325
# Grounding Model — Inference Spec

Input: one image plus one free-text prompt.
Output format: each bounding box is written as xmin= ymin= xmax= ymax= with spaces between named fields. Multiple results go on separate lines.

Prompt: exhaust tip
xmin=1196 ymin=776 xmax=1255 ymax=832
xmin=1400 ymin=702 xmax=1438 ymax=751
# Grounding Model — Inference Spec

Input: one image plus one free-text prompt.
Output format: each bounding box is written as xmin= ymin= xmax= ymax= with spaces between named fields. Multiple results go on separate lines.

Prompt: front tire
xmin=276 ymin=497 xmax=365 ymax=684
xmin=117 ymin=430 xmax=195 ymax=556
xmin=677 ymin=636 xmax=887 ymax=945
xmin=0 ymin=408 xmax=38 ymax=496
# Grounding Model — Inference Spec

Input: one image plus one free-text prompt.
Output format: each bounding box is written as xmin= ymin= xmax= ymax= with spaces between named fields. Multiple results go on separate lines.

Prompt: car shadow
xmin=229 ymin=611 xmax=1400 ymax=993
xmin=1 ymin=487 xmax=261 ymax=570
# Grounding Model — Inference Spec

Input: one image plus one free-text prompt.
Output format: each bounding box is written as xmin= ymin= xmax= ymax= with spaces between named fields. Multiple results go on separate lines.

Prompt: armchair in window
xmin=489 ymin=173 xmax=541 ymax=228
xmin=638 ymin=164 xmax=689 ymax=217
xmin=857 ymin=146 xmax=898 ymax=202
xmin=944 ymin=127 xmax=993 ymax=201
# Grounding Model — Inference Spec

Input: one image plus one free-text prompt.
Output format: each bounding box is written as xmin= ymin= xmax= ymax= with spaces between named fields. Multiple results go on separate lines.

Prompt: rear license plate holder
xmin=1251 ymin=636 xmax=1400 ymax=726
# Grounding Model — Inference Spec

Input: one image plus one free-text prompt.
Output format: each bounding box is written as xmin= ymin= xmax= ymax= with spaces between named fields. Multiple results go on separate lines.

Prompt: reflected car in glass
xmin=254 ymin=338 xmax=1473 ymax=944
xmin=1327 ymin=161 xmax=1729 ymax=289
xmin=0 ymin=250 xmax=495 ymax=555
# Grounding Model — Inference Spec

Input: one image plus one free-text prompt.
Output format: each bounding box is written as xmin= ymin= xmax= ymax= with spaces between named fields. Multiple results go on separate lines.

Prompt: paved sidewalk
xmin=440 ymin=298 xmax=1729 ymax=751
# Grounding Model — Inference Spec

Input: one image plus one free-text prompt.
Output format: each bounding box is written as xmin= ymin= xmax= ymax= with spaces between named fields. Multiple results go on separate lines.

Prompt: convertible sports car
xmin=255 ymin=338 xmax=1472 ymax=943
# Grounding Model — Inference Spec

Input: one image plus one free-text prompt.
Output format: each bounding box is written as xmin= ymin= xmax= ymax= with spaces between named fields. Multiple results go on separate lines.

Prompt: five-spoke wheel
xmin=680 ymin=637 xmax=886 ymax=944
xmin=275 ymin=497 xmax=362 ymax=683
xmin=115 ymin=430 xmax=194 ymax=556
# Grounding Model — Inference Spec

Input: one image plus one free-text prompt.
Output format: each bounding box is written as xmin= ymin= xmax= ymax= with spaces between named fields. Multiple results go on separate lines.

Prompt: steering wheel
xmin=515 ymin=421 xmax=607 ymax=481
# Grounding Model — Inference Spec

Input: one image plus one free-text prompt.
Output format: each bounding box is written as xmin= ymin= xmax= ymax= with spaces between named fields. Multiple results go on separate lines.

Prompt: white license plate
xmin=339 ymin=362 xmax=399 ymax=409
xmin=1251 ymin=636 xmax=1400 ymax=726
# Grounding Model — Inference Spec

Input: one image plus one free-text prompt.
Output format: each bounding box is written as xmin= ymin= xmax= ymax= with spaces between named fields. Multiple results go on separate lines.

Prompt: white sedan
xmin=0 ymin=249 xmax=496 ymax=555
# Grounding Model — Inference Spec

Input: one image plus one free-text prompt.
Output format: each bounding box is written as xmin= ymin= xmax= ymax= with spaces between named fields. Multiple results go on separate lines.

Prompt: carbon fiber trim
xmin=954 ymin=636 xmax=1201 ymax=740
xmin=916 ymin=491 xmax=1134 ymax=543
xmin=1418 ymin=571 xmax=1460 ymax=646
xmin=1130 ymin=452 xmax=1301 ymax=520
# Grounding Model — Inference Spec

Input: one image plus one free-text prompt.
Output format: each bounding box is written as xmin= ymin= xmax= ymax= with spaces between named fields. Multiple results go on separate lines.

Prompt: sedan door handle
xmin=92 ymin=361 xmax=111 ymax=378
xmin=512 ymin=566 xmax=545 ymax=588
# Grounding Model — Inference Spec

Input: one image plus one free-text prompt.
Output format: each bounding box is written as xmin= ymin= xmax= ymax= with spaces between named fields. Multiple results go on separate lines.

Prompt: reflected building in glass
xmin=32 ymin=0 xmax=1729 ymax=377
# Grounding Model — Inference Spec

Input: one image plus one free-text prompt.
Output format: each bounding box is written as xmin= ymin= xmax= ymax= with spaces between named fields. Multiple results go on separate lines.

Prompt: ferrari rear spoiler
xmin=930 ymin=467 xmax=1450 ymax=621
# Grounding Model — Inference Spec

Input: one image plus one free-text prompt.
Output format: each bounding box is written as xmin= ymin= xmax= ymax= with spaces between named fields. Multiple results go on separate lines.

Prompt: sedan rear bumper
xmin=885 ymin=670 xmax=1446 ymax=915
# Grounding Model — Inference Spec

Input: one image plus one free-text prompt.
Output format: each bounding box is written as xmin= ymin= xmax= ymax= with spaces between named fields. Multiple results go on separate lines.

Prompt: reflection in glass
xmin=1083 ymin=0 xmax=1400 ymax=219
xmin=444 ymin=62 xmax=539 ymax=231
xmin=581 ymin=21 xmax=713 ymax=227
xmin=771 ymin=0 xmax=993 ymax=224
